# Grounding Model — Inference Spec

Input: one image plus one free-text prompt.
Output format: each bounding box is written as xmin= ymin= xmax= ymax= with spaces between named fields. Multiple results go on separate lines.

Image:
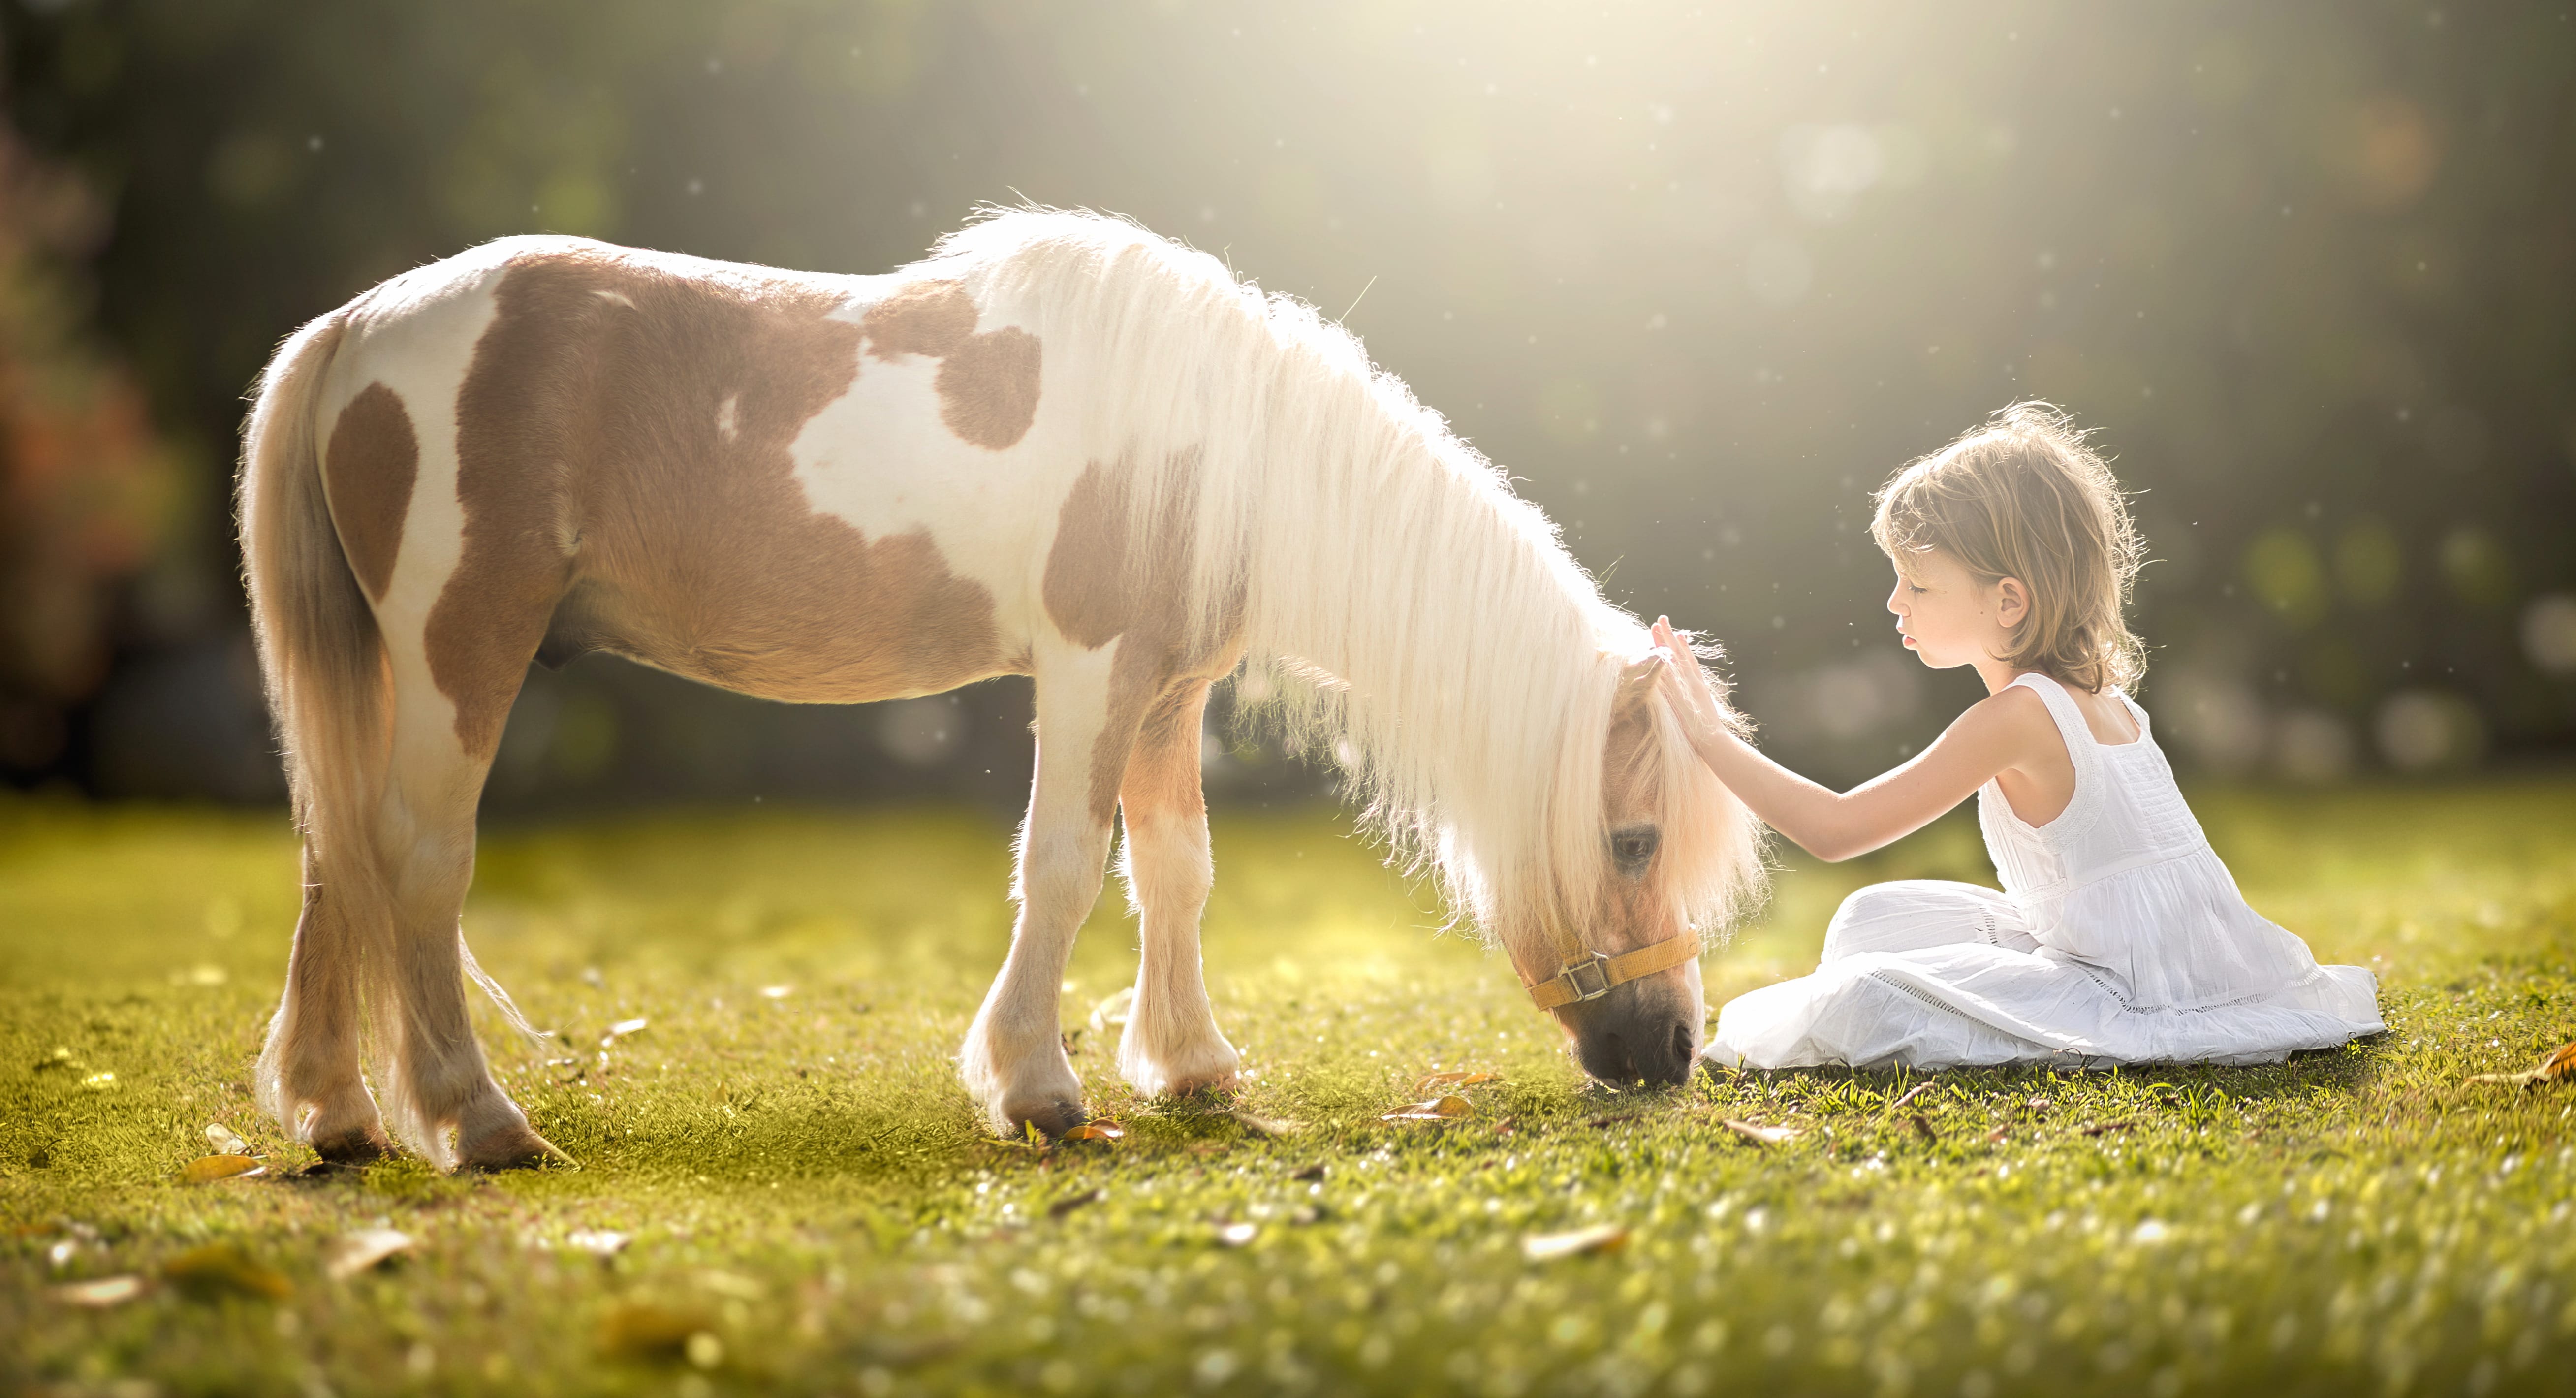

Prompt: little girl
xmin=1652 ymin=403 xmax=2383 ymax=1070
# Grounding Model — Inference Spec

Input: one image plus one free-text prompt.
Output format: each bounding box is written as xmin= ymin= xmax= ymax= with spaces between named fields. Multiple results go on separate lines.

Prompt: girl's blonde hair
xmin=1870 ymin=401 xmax=2146 ymax=693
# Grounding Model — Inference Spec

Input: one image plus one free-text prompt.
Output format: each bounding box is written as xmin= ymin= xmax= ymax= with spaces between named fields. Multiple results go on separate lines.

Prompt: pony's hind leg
xmin=960 ymin=641 xmax=1138 ymax=1136
xmin=1114 ymin=679 xmax=1241 ymax=1097
xmin=370 ymin=661 xmax=562 ymax=1173
xmin=261 ymin=843 xmax=396 ymax=1162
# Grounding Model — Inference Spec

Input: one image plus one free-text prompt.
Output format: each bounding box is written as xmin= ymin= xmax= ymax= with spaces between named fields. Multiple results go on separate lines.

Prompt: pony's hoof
xmin=1003 ymin=1097 xmax=1089 ymax=1140
xmin=1161 ymin=1065 xmax=1240 ymax=1098
xmin=456 ymin=1124 xmax=571 ymax=1174
xmin=311 ymin=1126 xmax=396 ymax=1166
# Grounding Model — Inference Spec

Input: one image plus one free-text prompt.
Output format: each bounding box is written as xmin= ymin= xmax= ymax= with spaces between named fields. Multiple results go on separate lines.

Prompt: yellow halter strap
xmin=1521 ymin=913 xmax=1703 ymax=1012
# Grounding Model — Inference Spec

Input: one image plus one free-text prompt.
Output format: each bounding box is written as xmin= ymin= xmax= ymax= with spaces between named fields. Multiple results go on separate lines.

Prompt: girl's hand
xmin=1648 ymin=615 xmax=1730 ymax=743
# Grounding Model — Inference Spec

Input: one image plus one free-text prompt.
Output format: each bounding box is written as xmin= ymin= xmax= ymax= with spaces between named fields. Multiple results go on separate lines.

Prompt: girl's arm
xmin=1647 ymin=616 xmax=2057 ymax=863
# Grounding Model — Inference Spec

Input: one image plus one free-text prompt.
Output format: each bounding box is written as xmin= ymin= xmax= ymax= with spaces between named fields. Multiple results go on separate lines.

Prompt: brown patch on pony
xmin=861 ymin=280 xmax=978 ymax=359
xmin=321 ymin=382 xmax=418 ymax=602
xmin=862 ymin=278 xmax=1042 ymax=451
xmin=428 ymin=245 xmax=1009 ymax=759
xmin=937 ymin=327 xmax=1042 ymax=448
xmin=1042 ymin=456 xmax=1241 ymax=823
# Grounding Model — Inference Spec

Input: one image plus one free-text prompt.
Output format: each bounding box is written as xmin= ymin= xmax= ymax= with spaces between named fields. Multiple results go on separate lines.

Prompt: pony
xmin=236 ymin=208 xmax=1765 ymax=1170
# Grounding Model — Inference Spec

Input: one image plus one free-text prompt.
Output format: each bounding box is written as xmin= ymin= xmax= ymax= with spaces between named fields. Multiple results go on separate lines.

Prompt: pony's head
xmin=1492 ymin=631 xmax=1765 ymax=1086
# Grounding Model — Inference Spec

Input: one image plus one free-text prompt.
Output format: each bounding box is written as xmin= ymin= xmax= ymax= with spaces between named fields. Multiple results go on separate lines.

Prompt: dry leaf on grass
xmin=162 ymin=1242 xmax=291 ymax=1301
xmin=52 ymin=1275 xmax=146 ymax=1308
xmin=1229 ymin=1110 xmax=1298 ymax=1137
xmin=1910 ymin=1112 xmax=1939 ymax=1144
xmin=1047 ymin=1188 xmax=1105 ymax=1219
xmin=323 ymin=1229 xmax=412 ymax=1281
xmin=1061 ymin=1120 xmax=1125 ymax=1144
xmin=1720 ymin=1118 xmax=1802 ymax=1146
xmin=179 ymin=1154 xmax=265 ymax=1184
xmin=1887 ymin=1083 xmax=1933 ymax=1112
xmin=2466 ymin=1041 xmax=2576 ymax=1088
xmin=204 ymin=1123 xmax=251 ymax=1155
xmin=1412 ymin=1069 xmax=1502 ymax=1096
xmin=566 ymin=1230 xmax=631 ymax=1258
xmin=1522 ymin=1225 xmax=1630 ymax=1261
xmin=1382 ymin=1094 xmax=1476 ymax=1123
xmin=2079 ymin=1120 xmax=2135 ymax=1138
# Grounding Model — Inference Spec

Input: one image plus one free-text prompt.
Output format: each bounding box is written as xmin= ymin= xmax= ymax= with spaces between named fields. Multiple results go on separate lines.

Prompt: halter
xmin=1520 ymin=911 xmax=1703 ymax=1011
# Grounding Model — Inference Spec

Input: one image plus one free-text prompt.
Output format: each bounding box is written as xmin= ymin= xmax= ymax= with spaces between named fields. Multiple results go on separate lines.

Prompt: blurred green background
xmin=3 ymin=0 xmax=2572 ymax=810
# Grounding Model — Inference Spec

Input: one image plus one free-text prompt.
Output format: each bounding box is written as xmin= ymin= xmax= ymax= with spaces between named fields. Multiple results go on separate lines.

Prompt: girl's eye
xmin=1908 ymin=584 xmax=1927 ymax=595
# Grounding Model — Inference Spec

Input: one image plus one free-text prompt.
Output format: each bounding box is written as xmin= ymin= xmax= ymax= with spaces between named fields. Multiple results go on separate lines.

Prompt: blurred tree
xmin=0 ymin=117 xmax=184 ymax=777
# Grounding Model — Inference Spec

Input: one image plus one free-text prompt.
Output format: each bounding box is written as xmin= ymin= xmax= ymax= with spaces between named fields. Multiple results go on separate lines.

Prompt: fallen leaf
xmin=1289 ymin=1163 xmax=1327 ymax=1183
xmin=2079 ymin=1119 xmax=2135 ymax=1137
xmin=1720 ymin=1118 xmax=1802 ymax=1146
xmin=596 ymin=1303 xmax=715 ymax=1362
xmin=1047 ymin=1188 xmax=1105 ymax=1219
xmin=1214 ymin=1221 xmax=1258 ymax=1247
xmin=1887 ymin=1082 xmax=1933 ymax=1112
xmin=1087 ymin=987 xmax=1135 ymax=1033
xmin=1230 ymin=1110 xmax=1298 ymax=1137
xmin=179 ymin=1154 xmax=265 ymax=1184
xmin=1910 ymin=1112 xmax=1939 ymax=1144
xmin=323 ymin=1229 xmax=412 ymax=1281
xmin=1061 ymin=1120 xmax=1125 ymax=1143
xmin=1521 ymin=1225 xmax=1630 ymax=1261
xmin=52 ymin=1275 xmax=146 ymax=1308
xmin=1412 ymin=1069 xmax=1503 ymax=1096
xmin=162 ymin=1242 xmax=291 ymax=1301
xmin=204 ymin=1123 xmax=251 ymax=1155
xmin=1985 ymin=1127 xmax=2010 ymax=1144
xmin=1382 ymin=1094 xmax=1475 ymax=1123
xmin=2024 ymin=1096 xmax=2051 ymax=1112
xmin=566 ymin=1230 xmax=631 ymax=1258
xmin=2466 ymin=1041 xmax=2576 ymax=1088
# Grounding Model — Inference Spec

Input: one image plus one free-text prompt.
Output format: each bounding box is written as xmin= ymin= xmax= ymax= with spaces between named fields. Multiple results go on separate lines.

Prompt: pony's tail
xmin=238 ymin=310 xmax=405 ymax=1142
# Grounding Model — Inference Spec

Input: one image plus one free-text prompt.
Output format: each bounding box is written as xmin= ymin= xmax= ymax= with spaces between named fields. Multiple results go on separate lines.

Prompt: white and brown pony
xmin=237 ymin=209 xmax=1763 ymax=1170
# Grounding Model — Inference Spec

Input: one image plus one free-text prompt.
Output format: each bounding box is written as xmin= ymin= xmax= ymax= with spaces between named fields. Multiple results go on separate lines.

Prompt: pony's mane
xmin=924 ymin=207 xmax=1763 ymax=949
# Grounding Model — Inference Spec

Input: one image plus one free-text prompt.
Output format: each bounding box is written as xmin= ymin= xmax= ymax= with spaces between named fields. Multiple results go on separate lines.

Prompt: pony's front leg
xmin=961 ymin=643 xmax=1136 ymax=1137
xmin=1115 ymin=679 xmax=1240 ymax=1097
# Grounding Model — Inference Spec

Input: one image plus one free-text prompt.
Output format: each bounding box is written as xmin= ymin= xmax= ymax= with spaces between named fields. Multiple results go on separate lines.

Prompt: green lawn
xmin=4 ymin=781 xmax=2574 ymax=1397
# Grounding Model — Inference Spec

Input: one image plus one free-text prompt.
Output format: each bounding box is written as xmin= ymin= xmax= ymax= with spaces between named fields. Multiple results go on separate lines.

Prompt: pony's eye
xmin=1610 ymin=826 xmax=1660 ymax=876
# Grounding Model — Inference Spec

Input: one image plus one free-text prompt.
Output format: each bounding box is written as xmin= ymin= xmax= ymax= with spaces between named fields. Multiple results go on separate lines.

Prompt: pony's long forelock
xmin=926 ymin=207 xmax=1764 ymax=953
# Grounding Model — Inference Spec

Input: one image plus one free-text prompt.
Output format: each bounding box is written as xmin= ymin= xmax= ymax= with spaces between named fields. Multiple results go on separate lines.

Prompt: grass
xmin=4 ymin=779 xmax=2575 ymax=1397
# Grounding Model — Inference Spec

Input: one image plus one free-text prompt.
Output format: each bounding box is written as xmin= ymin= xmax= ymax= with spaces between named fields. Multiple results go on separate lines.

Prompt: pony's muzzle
xmin=1560 ymin=978 xmax=1702 ymax=1087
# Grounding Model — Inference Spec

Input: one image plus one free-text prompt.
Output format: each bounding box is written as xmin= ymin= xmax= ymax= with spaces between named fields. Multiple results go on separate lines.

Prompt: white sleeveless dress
xmin=1704 ymin=673 xmax=2384 ymax=1070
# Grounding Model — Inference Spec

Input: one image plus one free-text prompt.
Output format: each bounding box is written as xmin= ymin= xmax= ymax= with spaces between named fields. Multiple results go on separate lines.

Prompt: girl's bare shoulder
xmin=1949 ymin=683 xmax=2059 ymax=758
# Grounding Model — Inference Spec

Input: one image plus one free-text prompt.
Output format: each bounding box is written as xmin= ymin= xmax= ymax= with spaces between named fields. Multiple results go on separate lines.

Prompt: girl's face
xmin=1885 ymin=548 xmax=2027 ymax=671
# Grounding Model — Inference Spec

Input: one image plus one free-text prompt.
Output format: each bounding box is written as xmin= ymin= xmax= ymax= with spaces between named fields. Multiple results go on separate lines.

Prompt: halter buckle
xmin=1553 ymin=955 xmax=1615 ymax=1004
